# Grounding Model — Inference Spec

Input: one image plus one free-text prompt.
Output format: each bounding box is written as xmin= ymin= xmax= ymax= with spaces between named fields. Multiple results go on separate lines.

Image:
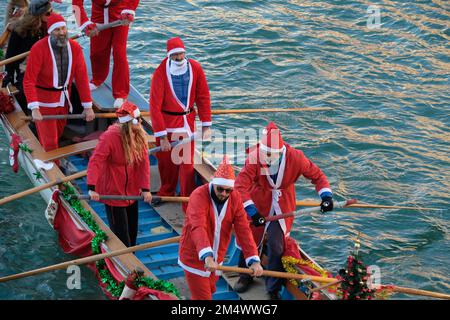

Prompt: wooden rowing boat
xmin=0 ymin=48 xmax=338 ymax=300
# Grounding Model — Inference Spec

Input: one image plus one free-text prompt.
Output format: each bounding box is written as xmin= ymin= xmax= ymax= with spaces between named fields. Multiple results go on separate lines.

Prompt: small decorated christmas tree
xmin=338 ymin=233 xmax=376 ymax=300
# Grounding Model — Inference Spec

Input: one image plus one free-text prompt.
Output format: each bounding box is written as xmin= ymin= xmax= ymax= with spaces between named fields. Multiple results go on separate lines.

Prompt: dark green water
xmin=1 ymin=0 xmax=449 ymax=299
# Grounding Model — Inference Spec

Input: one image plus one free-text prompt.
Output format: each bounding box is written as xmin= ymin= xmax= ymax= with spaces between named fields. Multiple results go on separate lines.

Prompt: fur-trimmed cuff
xmin=80 ymin=20 xmax=94 ymax=31
xmin=154 ymin=130 xmax=168 ymax=138
xmin=198 ymin=247 xmax=213 ymax=260
xmin=245 ymin=255 xmax=261 ymax=267
xmin=121 ymin=9 xmax=136 ymax=16
xmin=82 ymin=102 xmax=93 ymax=108
xmin=27 ymin=102 xmax=39 ymax=110
xmin=201 ymin=121 xmax=212 ymax=127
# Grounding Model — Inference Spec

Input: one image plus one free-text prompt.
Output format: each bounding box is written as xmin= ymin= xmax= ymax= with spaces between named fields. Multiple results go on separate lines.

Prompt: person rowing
xmin=233 ymin=121 xmax=334 ymax=299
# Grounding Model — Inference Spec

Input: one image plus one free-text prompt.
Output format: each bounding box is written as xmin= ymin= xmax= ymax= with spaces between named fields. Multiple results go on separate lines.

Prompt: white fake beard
xmin=169 ymin=58 xmax=188 ymax=75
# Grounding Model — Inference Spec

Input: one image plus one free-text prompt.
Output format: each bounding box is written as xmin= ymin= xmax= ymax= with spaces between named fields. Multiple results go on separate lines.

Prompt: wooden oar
xmin=0 ymin=170 xmax=86 ymax=206
xmin=216 ymin=266 xmax=450 ymax=299
xmin=0 ymin=20 xmax=124 ymax=67
xmin=0 ymin=236 xmax=180 ymax=283
xmin=263 ymin=199 xmax=357 ymax=223
xmin=296 ymin=200 xmax=440 ymax=211
xmin=21 ymin=107 xmax=329 ymax=121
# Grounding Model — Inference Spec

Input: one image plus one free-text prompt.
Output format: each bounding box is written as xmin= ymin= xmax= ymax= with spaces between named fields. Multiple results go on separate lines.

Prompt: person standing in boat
xmin=87 ymin=101 xmax=151 ymax=247
xmin=233 ymin=122 xmax=334 ymax=299
xmin=2 ymin=0 xmax=53 ymax=110
xmin=71 ymin=0 xmax=139 ymax=108
xmin=178 ymin=156 xmax=263 ymax=300
xmin=149 ymin=36 xmax=212 ymax=212
xmin=1 ymin=0 xmax=28 ymax=48
xmin=23 ymin=12 xmax=95 ymax=153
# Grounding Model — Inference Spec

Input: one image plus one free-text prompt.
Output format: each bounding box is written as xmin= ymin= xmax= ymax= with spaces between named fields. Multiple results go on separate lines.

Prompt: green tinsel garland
xmin=19 ymin=143 xmax=33 ymax=153
xmin=61 ymin=184 xmax=180 ymax=299
xmin=0 ymin=49 xmax=4 ymax=60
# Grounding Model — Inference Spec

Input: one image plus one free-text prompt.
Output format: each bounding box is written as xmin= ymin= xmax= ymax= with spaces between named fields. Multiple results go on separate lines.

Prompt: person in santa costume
xmin=233 ymin=122 xmax=334 ymax=299
xmin=178 ymin=156 xmax=263 ymax=300
xmin=150 ymin=36 xmax=212 ymax=211
xmin=87 ymin=101 xmax=151 ymax=247
xmin=23 ymin=12 xmax=94 ymax=153
xmin=71 ymin=0 xmax=139 ymax=108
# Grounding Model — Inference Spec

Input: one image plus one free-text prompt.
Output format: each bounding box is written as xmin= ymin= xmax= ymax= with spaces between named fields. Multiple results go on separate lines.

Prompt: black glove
xmin=320 ymin=196 xmax=334 ymax=213
xmin=251 ymin=213 xmax=266 ymax=227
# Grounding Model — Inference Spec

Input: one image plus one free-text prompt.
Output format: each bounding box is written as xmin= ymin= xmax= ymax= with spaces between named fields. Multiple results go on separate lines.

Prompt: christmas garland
xmin=61 ymin=184 xmax=181 ymax=299
xmin=282 ymin=255 xmax=330 ymax=286
xmin=0 ymin=48 xmax=4 ymax=60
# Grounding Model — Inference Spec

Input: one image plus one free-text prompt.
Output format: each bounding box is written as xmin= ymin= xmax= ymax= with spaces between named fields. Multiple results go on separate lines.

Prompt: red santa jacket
xmin=72 ymin=0 xmax=139 ymax=29
xmin=87 ymin=124 xmax=150 ymax=207
xmin=235 ymin=144 xmax=331 ymax=245
xmin=23 ymin=37 xmax=92 ymax=111
xmin=178 ymin=183 xmax=259 ymax=277
xmin=149 ymin=57 xmax=211 ymax=138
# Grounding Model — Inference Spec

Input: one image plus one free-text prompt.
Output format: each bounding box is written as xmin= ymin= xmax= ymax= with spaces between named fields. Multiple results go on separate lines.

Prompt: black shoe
xmin=268 ymin=291 xmax=280 ymax=300
xmin=234 ymin=276 xmax=253 ymax=293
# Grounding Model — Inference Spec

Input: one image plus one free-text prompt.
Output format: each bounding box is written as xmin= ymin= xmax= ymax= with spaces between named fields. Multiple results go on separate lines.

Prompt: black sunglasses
xmin=216 ymin=186 xmax=232 ymax=194
xmin=44 ymin=9 xmax=53 ymax=16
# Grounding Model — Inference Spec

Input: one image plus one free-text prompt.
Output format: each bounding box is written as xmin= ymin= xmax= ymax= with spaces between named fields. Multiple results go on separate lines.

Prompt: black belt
xmin=36 ymin=85 xmax=66 ymax=92
xmin=162 ymin=108 xmax=194 ymax=116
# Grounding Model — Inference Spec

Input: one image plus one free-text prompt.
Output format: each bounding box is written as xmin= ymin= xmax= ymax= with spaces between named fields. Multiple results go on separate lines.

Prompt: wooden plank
xmin=34 ymin=139 xmax=98 ymax=162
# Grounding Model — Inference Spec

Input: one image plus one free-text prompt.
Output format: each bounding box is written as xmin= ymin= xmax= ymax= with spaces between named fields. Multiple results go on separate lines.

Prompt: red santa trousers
xmin=184 ymin=270 xmax=218 ymax=300
xmin=90 ymin=25 xmax=130 ymax=99
xmin=35 ymin=105 xmax=68 ymax=152
xmin=155 ymin=133 xmax=196 ymax=212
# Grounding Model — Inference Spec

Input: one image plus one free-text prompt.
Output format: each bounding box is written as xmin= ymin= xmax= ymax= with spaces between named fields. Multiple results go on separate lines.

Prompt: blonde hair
xmin=119 ymin=121 xmax=148 ymax=164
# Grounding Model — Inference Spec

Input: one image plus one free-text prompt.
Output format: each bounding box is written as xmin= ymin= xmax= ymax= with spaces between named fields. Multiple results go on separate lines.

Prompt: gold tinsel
xmin=281 ymin=256 xmax=330 ymax=286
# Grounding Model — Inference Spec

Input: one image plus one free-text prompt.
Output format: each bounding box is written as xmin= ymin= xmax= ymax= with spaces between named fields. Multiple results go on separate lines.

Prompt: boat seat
xmin=34 ymin=139 xmax=98 ymax=162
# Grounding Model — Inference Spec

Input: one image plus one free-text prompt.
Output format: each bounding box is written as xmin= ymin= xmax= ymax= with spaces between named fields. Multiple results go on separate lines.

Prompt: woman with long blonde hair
xmin=87 ymin=101 xmax=151 ymax=247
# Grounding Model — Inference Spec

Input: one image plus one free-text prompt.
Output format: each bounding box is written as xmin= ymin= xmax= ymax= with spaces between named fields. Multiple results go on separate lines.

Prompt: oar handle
xmin=216 ymin=265 xmax=338 ymax=283
xmin=264 ymin=199 xmax=357 ymax=222
xmin=72 ymin=194 xmax=191 ymax=203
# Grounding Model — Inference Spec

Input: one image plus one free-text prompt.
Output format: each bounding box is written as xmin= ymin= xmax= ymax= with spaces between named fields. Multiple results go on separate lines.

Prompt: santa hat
xmin=211 ymin=156 xmax=235 ymax=188
xmin=116 ymin=101 xmax=141 ymax=125
xmin=260 ymin=122 xmax=285 ymax=153
xmin=166 ymin=37 xmax=186 ymax=58
xmin=47 ymin=12 xmax=66 ymax=34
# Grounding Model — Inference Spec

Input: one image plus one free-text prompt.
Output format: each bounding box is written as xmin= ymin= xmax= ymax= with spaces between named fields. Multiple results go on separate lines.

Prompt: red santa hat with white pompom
xmin=211 ymin=156 xmax=235 ymax=188
xmin=116 ymin=101 xmax=141 ymax=125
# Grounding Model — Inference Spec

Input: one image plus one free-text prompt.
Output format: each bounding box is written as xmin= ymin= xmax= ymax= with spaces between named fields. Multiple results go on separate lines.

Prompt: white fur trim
xmin=202 ymin=121 xmax=212 ymax=127
xmin=121 ymin=9 xmax=135 ymax=16
xmin=178 ymin=259 xmax=211 ymax=277
xmin=260 ymin=143 xmax=285 ymax=153
xmin=82 ymin=102 xmax=92 ymax=108
xmin=198 ymin=247 xmax=213 ymax=260
xmin=133 ymin=109 xmax=141 ymax=118
xmin=48 ymin=21 xmax=67 ymax=34
xmin=27 ymin=102 xmax=40 ymax=110
xmin=245 ymin=255 xmax=261 ymax=267
xmin=154 ymin=130 xmax=168 ymax=138
xmin=211 ymin=178 xmax=235 ymax=188
xmin=243 ymin=200 xmax=255 ymax=208
xmin=118 ymin=115 xmax=134 ymax=123
xmin=167 ymin=48 xmax=186 ymax=58
xmin=318 ymin=188 xmax=333 ymax=196
xmin=80 ymin=20 xmax=93 ymax=31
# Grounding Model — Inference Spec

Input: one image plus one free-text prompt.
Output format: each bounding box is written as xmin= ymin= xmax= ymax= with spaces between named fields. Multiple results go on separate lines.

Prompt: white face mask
xmin=169 ymin=58 xmax=188 ymax=75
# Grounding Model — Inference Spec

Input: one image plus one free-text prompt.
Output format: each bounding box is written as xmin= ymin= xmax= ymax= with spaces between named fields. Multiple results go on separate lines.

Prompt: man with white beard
xmin=233 ymin=122 xmax=334 ymax=299
xmin=23 ymin=12 xmax=94 ymax=155
xmin=149 ymin=36 xmax=212 ymax=212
